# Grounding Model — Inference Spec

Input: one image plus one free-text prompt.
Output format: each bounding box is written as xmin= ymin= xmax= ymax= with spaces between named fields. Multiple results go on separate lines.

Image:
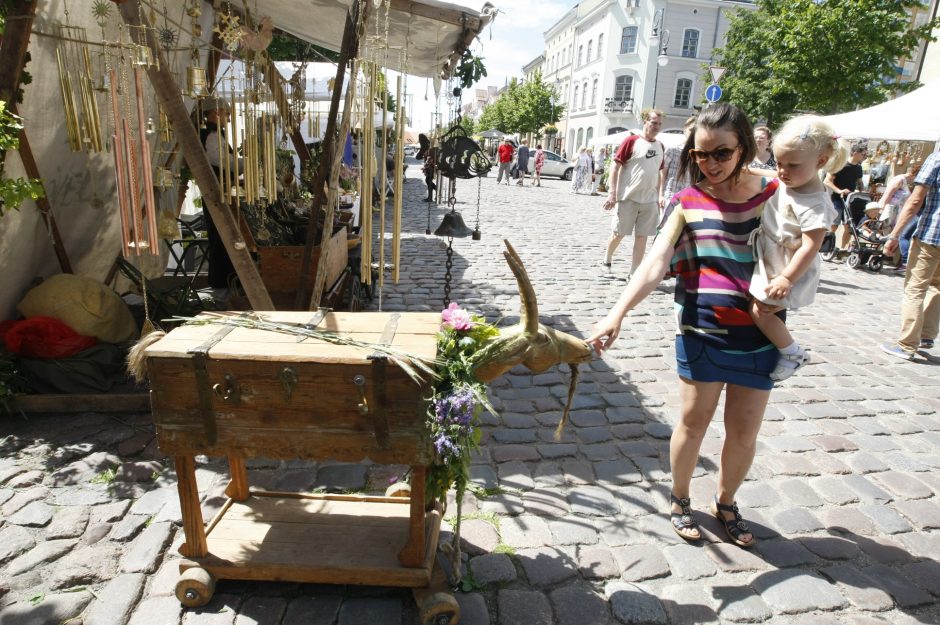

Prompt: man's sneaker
xmin=921 ymin=338 xmax=935 ymax=349
xmin=880 ymin=342 xmax=914 ymax=361
xmin=770 ymin=346 xmax=809 ymax=382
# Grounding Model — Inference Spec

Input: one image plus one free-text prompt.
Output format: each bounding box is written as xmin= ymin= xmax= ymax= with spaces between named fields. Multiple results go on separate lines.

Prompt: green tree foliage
xmin=475 ymin=72 xmax=564 ymax=135
xmin=0 ymin=101 xmax=45 ymax=218
xmin=267 ymin=32 xmax=340 ymax=63
xmin=712 ymin=0 xmax=938 ymax=127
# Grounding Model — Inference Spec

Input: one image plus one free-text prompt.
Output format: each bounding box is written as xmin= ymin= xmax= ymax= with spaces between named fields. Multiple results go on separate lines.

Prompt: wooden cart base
xmin=174 ymin=489 xmax=459 ymax=624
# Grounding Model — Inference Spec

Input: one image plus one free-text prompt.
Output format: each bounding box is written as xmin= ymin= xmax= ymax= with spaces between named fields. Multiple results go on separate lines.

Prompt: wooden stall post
xmin=174 ymin=455 xmax=208 ymax=558
xmin=294 ymin=1 xmax=367 ymax=309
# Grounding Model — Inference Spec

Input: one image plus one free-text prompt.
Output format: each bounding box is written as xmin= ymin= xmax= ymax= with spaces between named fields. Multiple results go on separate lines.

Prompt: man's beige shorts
xmin=612 ymin=199 xmax=659 ymax=237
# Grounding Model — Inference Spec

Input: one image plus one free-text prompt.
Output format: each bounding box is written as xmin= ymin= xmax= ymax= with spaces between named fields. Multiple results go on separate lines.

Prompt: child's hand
xmin=766 ymin=275 xmax=792 ymax=300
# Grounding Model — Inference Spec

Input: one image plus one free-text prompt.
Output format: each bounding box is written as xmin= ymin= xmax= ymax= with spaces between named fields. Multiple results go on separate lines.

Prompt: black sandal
xmin=711 ymin=497 xmax=755 ymax=548
xmin=670 ymin=493 xmax=701 ymax=542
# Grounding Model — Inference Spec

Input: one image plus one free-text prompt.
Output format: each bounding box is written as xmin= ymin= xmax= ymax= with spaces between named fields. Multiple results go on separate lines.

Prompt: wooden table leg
xmin=174 ymin=455 xmax=208 ymax=558
xmin=224 ymin=455 xmax=249 ymax=501
xmin=398 ymin=465 xmax=426 ymax=567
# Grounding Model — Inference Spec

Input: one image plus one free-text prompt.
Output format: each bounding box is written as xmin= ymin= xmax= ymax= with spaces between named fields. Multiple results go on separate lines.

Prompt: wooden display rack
xmin=144 ymin=312 xmax=459 ymax=624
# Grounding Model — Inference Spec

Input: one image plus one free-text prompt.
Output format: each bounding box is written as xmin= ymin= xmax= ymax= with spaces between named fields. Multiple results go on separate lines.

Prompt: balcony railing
xmin=604 ymin=98 xmax=634 ymax=114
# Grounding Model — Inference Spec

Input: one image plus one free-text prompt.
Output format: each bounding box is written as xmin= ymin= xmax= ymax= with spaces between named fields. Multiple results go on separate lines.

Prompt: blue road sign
xmin=705 ymin=84 xmax=722 ymax=103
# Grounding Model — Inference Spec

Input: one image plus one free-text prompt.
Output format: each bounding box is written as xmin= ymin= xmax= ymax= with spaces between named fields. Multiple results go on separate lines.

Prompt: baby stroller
xmin=820 ymin=191 xmax=886 ymax=271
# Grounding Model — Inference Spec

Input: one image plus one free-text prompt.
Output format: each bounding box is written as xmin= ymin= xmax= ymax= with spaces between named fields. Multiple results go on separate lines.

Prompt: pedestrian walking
xmin=591 ymin=148 xmax=606 ymax=195
xmin=601 ymin=108 xmax=665 ymax=275
xmin=570 ymin=147 xmax=591 ymax=193
xmin=751 ymin=125 xmax=776 ymax=170
xmin=880 ymin=150 xmax=940 ymax=359
xmin=588 ymin=103 xmax=780 ymax=549
xmin=825 ymin=141 xmax=868 ymax=252
xmin=495 ymin=138 xmax=514 ymax=185
xmin=659 ymin=115 xmax=697 ymax=210
xmin=533 ymin=144 xmax=545 ymax=187
xmin=516 ymin=140 xmax=530 ymax=186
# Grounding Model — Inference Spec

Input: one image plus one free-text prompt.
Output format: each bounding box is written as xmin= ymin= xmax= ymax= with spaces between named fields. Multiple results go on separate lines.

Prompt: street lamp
xmin=550 ymin=78 xmax=560 ymax=150
xmin=649 ymin=8 xmax=670 ymax=108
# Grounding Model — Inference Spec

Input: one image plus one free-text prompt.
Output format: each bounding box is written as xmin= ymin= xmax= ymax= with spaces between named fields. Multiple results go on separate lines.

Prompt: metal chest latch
xmin=188 ymin=324 xmax=236 ymax=445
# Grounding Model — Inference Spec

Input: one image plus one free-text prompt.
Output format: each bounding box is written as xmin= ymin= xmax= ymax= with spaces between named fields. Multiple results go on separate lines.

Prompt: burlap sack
xmin=17 ymin=273 xmax=137 ymax=343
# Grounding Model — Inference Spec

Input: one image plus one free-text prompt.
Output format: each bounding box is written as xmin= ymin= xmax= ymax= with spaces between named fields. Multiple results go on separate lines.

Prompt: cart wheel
xmin=420 ymin=592 xmax=460 ymax=625
xmin=821 ymin=248 xmax=837 ymax=262
xmin=847 ymin=253 xmax=861 ymax=269
xmin=175 ymin=567 xmax=216 ymax=608
xmin=385 ymin=482 xmax=412 ymax=498
xmin=868 ymin=256 xmax=883 ymax=272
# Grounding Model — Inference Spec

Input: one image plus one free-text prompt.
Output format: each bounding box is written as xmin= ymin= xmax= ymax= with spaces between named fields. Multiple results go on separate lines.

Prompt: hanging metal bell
xmin=434 ymin=211 xmax=473 ymax=238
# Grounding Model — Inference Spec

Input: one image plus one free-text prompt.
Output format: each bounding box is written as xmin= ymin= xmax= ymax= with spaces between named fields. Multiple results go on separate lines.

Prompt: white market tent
xmin=0 ymin=0 xmax=494 ymax=320
xmin=821 ymin=79 xmax=940 ymax=142
xmin=592 ymin=130 xmax=687 ymax=149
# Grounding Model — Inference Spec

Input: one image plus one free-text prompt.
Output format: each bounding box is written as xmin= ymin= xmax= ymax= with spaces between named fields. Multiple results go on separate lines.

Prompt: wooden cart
xmin=144 ymin=311 xmax=460 ymax=624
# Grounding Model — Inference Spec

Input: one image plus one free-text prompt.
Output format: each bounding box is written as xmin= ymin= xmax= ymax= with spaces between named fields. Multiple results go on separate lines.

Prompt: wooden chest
xmin=144 ymin=311 xmax=440 ymax=465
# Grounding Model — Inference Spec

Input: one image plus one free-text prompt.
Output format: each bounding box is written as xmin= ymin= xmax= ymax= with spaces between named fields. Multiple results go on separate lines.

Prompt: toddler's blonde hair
xmin=774 ymin=114 xmax=849 ymax=174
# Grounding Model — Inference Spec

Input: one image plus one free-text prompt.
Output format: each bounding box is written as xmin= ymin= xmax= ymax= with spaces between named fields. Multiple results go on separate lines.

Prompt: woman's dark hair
xmin=536 ymin=144 xmax=542 ymax=149
xmin=678 ymin=103 xmax=757 ymax=186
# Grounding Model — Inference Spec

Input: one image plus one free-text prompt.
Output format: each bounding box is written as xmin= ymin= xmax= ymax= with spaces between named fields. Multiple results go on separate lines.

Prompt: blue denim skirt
xmin=675 ymin=333 xmax=778 ymax=391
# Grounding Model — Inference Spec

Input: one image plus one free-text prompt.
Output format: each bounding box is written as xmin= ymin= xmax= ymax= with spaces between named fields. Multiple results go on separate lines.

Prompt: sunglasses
xmin=689 ymin=145 xmax=740 ymax=163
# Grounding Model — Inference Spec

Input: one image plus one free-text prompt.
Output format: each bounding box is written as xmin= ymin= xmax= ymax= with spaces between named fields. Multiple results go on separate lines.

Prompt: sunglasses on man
xmin=689 ymin=145 xmax=739 ymax=163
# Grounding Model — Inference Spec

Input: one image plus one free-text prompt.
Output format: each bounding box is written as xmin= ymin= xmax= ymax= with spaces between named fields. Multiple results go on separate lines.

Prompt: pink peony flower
xmin=441 ymin=302 xmax=473 ymax=331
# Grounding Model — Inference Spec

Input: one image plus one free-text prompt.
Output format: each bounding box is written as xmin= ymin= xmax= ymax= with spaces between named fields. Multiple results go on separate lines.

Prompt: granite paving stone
xmin=605 ymin=582 xmax=667 ymax=625
xmin=862 ymin=564 xmax=934 ymax=608
xmin=336 ymin=598 xmax=400 ymax=625
xmin=819 ymin=564 xmax=895 ymax=612
xmin=660 ymin=583 xmax=720 ymax=625
xmin=611 ymin=544 xmax=670 ymax=582
xmin=550 ymin=583 xmax=610 ymax=625
xmin=516 ymin=546 xmax=578 ymax=586
xmin=900 ymin=560 xmax=940 ymax=597
xmin=892 ymin=498 xmax=940 ymax=529
xmin=577 ymin=545 xmax=620 ymax=580
xmin=662 ymin=543 xmax=717 ymax=580
xmin=83 ymin=573 xmax=147 ymax=625
xmin=497 ymin=589 xmax=551 ymax=625
xmin=858 ymin=503 xmax=914 ymax=534
xmin=872 ymin=470 xmax=933 ymax=499
xmin=703 ymin=543 xmax=771 ymax=573
xmin=707 ymin=584 xmax=773 ymax=623
xmin=772 ymin=506 xmax=825 ymax=535
xmin=750 ymin=569 xmax=848 ymax=614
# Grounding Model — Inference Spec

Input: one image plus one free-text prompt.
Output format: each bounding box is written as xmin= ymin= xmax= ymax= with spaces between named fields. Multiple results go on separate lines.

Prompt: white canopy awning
xmin=257 ymin=0 xmax=495 ymax=79
xmin=592 ymin=130 xmax=687 ymax=149
xmin=821 ymin=80 xmax=940 ymax=142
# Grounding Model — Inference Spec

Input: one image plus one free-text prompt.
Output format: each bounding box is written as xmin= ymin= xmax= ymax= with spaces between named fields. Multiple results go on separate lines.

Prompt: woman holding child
xmin=589 ymin=103 xmax=831 ymax=549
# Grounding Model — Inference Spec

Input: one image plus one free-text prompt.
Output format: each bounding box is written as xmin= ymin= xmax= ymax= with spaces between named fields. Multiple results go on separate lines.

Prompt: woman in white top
xmin=879 ymin=164 xmax=919 ymax=269
xmin=571 ymin=147 xmax=592 ymax=193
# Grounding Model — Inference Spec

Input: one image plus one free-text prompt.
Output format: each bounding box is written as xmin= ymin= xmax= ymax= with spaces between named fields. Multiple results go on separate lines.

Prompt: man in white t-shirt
xmin=601 ymin=108 xmax=665 ymax=276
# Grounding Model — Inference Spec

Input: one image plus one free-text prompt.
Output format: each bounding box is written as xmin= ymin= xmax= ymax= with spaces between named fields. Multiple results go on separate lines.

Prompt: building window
xmin=578 ymin=45 xmax=583 ymax=67
xmin=581 ymin=81 xmax=588 ymax=109
xmin=586 ymin=40 xmax=593 ymax=64
xmin=597 ymin=34 xmax=603 ymax=59
xmin=614 ymin=75 xmax=634 ymax=102
xmin=682 ymin=29 xmax=700 ymax=58
xmin=674 ymin=78 xmax=693 ymax=108
xmin=586 ymin=127 xmax=594 ymax=147
xmin=573 ymin=85 xmax=579 ymax=109
xmin=576 ymin=128 xmax=583 ymax=149
xmin=569 ymin=129 xmax=576 ymax=151
xmin=620 ymin=26 xmax=638 ymax=54
xmin=591 ymin=79 xmax=598 ymax=107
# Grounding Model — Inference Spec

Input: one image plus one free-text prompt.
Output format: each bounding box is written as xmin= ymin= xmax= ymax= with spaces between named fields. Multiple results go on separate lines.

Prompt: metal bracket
xmin=187 ymin=324 xmax=235 ymax=445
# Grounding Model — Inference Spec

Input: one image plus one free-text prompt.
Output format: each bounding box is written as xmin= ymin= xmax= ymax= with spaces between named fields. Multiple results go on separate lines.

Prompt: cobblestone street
xmin=2 ymin=162 xmax=939 ymax=625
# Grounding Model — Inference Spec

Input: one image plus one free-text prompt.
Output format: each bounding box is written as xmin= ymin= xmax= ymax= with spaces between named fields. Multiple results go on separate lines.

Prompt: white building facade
xmin=541 ymin=0 xmax=753 ymax=153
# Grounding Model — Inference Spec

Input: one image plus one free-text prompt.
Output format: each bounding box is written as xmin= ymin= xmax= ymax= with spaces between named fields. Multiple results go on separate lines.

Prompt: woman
xmin=571 ymin=147 xmax=591 ymax=193
xmin=591 ymin=148 xmax=607 ymax=195
xmin=588 ymin=103 xmax=780 ymax=549
xmin=533 ymin=144 xmax=545 ymax=187
xmin=878 ymin=163 xmax=918 ymax=271
xmin=751 ymin=125 xmax=775 ymax=170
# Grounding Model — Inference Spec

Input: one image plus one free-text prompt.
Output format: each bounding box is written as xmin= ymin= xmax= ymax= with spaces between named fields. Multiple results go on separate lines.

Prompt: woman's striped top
xmin=660 ymin=179 xmax=780 ymax=351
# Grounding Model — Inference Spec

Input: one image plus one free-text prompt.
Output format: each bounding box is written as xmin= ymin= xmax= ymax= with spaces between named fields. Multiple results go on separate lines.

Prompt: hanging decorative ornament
xmin=433 ymin=74 xmax=442 ymax=99
xmin=214 ymin=12 xmax=243 ymax=53
xmin=91 ymin=0 xmax=111 ymax=28
xmin=436 ymin=116 xmax=491 ymax=179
